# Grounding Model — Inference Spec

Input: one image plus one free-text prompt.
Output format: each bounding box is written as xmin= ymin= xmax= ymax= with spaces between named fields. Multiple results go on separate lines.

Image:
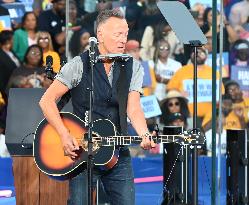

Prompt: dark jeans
xmin=67 ymin=148 xmax=135 ymax=205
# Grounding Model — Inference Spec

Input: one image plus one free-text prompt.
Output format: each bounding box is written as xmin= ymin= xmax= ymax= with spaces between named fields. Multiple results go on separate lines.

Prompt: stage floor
xmin=0 ymin=155 xmax=226 ymax=205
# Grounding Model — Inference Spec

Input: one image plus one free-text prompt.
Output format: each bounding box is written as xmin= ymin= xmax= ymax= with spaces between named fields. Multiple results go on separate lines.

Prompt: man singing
xmin=39 ymin=9 xmax=155 ymax=205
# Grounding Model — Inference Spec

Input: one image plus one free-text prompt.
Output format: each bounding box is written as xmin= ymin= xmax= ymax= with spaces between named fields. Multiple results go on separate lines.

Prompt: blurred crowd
xmin=0 ymin=0 xmax=249 ymax=157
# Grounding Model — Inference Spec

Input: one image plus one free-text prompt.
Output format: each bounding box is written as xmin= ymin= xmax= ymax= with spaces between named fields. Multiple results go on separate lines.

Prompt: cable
xmin=21 ymin=132 xmax=35 ymax=149
xmin=202 ymin=156 xmax=212 ymax=193
xmin=158 ymin=145 xmax=184 ymax=205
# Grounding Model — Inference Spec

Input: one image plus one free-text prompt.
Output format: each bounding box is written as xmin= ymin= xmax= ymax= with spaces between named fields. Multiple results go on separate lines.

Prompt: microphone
xmin=60 ymin=55 xmax=67 ymax=68
xmin=97 ymin=54 xmax=131 ymax=62
xmin=89 ymin=37 xmax=97 ymax=53
xmin=45 ymin=55 xmax=56 ymax=80
xmin=46 ymin=55 xmax=53 ymax=67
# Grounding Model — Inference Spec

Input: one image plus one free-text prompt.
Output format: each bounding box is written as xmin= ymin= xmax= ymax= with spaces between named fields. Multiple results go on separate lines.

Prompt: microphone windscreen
xmin=89 ymin=37 xmax=97 ymax=52
xmin=46 ymin=55 xmax=53 ymax=65
xmin=89 ymin=37 xmax=97 ymax=44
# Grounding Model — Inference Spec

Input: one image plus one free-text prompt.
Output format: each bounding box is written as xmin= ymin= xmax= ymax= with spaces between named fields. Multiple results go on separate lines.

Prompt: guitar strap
xmin=57 ymin=92 xmax=71 ymax=112
xmin=116 ymin=59 xmax=133 ymax=135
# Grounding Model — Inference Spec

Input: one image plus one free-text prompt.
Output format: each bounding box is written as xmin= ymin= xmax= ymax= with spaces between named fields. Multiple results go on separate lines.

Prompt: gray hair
xmin=96 ymin=9 xmax=124 ymax=30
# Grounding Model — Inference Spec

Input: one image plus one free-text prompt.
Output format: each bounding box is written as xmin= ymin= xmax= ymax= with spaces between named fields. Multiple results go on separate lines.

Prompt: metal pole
xmin=217 ymin=1 xmax=224 ymax=204
xmin=87 ymin=51 xmax=95 ymax=205
xmin=185 ymin=147 xmax=188 ymax=204
xmin=192 ymin=46 xmax=198 ymax=205
xmin=65 ymin=0 xmax=69 ymax=60
xmin=245 ymin=131 xmax=248 ymax=200
xmin=211 ymin=0 xmax=218 ymax=204
xmin=87 ymin=48 xmax=95 ymax=205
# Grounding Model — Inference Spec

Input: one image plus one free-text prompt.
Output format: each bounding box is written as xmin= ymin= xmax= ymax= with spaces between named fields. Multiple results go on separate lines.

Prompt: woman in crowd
xmin=0 ymin=30 xmax=20 ymax=94
xmin=8 ymin=45 xmax=51 ymax=89
xmin=13 ymin=12 xmax=38 ymax=62
xmin=150 ymin=90 xmax=190 ymax=155
xmin=37 ymin=31 xmax=61 ymax=73
xmin=140 ymin=20 xmax=183 ymax=62
xmin=152 ymin=39 xmax=182 ymax=101
xmin=69 ymin=28 xmax=90 ymax=59
xmin=201 ymin=7 xmax=238 ymax=52
xmin=160 ymin=90 xmax=190 ymax=129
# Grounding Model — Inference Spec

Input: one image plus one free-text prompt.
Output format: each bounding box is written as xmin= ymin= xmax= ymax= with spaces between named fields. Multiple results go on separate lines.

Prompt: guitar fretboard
xmin=94 ymin=135 xmax=187 ymax=146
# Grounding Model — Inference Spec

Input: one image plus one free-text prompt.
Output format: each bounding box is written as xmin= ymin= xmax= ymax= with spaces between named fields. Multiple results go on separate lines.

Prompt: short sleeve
xmin=55 ymin=56 xmax=83 ymax=89
xmin=129 ymin=59 xmax=144 ymax=94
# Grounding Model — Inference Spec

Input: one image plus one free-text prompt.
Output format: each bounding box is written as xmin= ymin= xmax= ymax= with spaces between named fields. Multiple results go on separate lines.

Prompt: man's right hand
xmin=61 ymin=133 xmax=79 ymax=159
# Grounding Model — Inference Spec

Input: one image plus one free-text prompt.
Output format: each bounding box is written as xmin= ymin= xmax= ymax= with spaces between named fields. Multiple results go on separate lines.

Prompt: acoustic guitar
xmin=33 ymin=112 xmax=204 ymax=180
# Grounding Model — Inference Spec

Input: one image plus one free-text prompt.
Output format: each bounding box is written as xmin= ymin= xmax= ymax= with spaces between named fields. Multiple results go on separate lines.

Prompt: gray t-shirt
xmin=56 ymin=56 xmax=144 ymax=93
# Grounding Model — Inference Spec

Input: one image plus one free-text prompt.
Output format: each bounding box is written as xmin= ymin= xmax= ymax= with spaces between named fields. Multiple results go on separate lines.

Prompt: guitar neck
xmin=100 ymin=135 xmax=183 ymax=146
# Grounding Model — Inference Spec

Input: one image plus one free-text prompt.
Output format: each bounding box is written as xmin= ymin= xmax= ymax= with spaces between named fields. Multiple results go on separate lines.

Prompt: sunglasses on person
xmin=159 ymin=46 xmax=169 ymax=51
xmin=29 ymin=51 xmax=41 ymax=56
xmin=168 ymin=101 xmax=180 ymax=107
xmin=38 ymin=37 xmax=49 ymax=43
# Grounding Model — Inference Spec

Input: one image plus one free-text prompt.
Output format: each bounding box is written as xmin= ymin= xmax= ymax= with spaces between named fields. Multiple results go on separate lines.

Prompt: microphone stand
xmin=189 ymin=40 xmax=203 ymax=205
xmin=87 ymin=48 xmax=95 ymax=205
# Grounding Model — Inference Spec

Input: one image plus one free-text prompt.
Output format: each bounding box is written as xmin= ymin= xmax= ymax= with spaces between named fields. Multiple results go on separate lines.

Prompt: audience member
xmin=37 ymin=31 xmax=61 ymax=73
xmin=167 ymin=47 xmax=223 ymax=130
xmin=12 ymin=12 xmax=37 ymax=61
xmin=69 ymin=28 xmax=90 ymax=59
xmin=0 ymin=91 xmax=5 ymax=134
xmin=137 ymin=0 xmax=164 ymax=31
xmin=229 ymin=0 xmax=249 ymax=31
xmin=0 ymin=92 xmax=4 ymax=110
xmin=230 ymin=39 xmax=249 ymax=66
xmin=205 ymin=109 xmax=227 ymax=156
xmin=32 ymin=0 xmax=53 ymax=16
xmin=38 ymin=0 xmax=66 ymax=54
xmin=125 ymin=39 xmax=156 ymax=96
xmin=81 ymin=0 xmax=112 ymax=36
xmin=0 ymin=30 xmax=20 ymax=94
xmin=224 ymin=80 xmax=249 ymax=129
xmin=153 ymin=39 xmax=182 ymax=100
xmin=166 ymin=112 xmax=187 ymax=128
xmin=238 ymin=16 xmax=249 ymax=40
xmin=150 ymin=112 xmax=187 ymax=155
xmin=125 ymin=39 xmax=141 ymax=61
xmin=8 ymin=45 xmax=51 ymax=89
xmin=140 ymin=20 xmax=183 ymax=61
xmin=7 ymin=75 xmax=33 ymax=89
xmin=125 ymin=1 xmax=144 ymax=41
xmin=68 ymin=0 xmax=79 ymax=27
xmin=204 ymin=35 xmax=213 ymax=54
xmin=191 ymin=2 xmax=206 ymax=27
xmin=160 ymin=90 xmax=190 ymax=129
xmin=201 ymin=7 xmax=238 ymax=52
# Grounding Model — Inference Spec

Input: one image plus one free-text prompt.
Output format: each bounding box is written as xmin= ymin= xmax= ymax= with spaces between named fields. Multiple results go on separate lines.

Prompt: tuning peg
xmin=153 ymin=124 xmax=159 ymax=136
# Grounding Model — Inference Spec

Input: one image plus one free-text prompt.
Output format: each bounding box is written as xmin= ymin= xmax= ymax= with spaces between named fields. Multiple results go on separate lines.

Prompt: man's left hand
xmin=140 ymin=131 xmax=156 ymax=150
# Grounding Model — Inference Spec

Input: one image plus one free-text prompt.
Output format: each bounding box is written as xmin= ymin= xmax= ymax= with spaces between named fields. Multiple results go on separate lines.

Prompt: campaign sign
xmin=0 ymin=15 xmax=11 ymax=31
xmin=183 ymin=79 xmax=220 ymax=103
xmin=140 ymin=95 xmax=161 ymax=118
xmin=206 ymin=52 xmax=229 ymax=77
xmin=141 ymin=61 xmax=152 ymax=87
xmin=231 ymin=65 xmax=249 ymax=90
xmin=2 ymin=3 xmax=26 ymax=23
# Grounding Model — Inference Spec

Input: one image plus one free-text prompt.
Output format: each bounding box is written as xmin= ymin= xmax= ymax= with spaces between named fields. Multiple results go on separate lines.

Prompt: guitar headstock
xmin=181 ymin=128 xmax=205 ymax=146
xmin=158 ymin=126 xmax=205 ymax=146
